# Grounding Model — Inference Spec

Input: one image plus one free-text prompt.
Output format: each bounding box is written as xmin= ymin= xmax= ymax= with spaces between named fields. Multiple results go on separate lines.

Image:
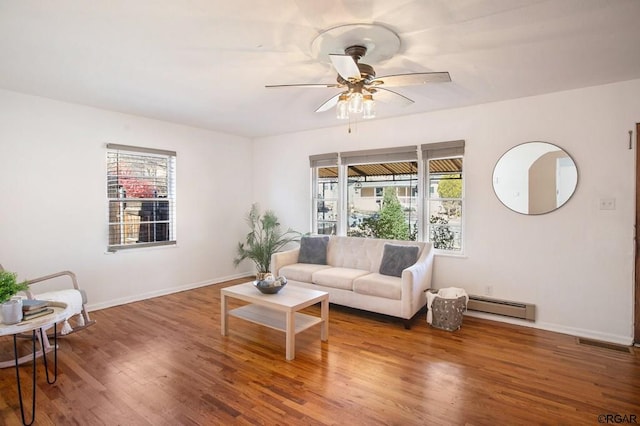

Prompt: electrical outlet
xmin=485 ymin=285 xmax=493 ymax=296
xmin=599 ymin=198 xmax=616 ymax=210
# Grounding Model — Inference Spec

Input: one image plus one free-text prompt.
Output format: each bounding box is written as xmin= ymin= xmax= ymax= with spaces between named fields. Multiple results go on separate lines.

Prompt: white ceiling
xmin=1 ymin=0 xmax=639 ymax=139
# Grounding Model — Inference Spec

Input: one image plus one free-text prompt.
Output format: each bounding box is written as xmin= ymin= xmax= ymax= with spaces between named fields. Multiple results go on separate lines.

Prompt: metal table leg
xmin=12 ymin=323 xmax=58 ymax=426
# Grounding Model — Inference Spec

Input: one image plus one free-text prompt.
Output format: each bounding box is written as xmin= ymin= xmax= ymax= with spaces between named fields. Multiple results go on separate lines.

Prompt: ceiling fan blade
xmin=372 ymin=72 xmax=451 ymax=87
xmin=371 ymin=87 xmax=415 ymax=107
xmin=315 ymin=93 xmax=342 ymax=113
xmin=329 ymin=54 xmax=361 ymax=81
xmin=266 ymin=83 xmax=341 ymax=89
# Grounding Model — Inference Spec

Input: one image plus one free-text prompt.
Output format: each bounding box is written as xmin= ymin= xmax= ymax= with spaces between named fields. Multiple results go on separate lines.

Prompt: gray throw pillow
xmin=379 ymin=244 xmax=420 ymax=277
xmin=298 ymin=236 xmax=329 ymax=265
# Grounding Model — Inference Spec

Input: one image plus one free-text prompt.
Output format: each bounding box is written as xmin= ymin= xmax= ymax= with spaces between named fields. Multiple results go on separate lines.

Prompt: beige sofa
xmin=272 ymin=236 xmax=434 ymax=328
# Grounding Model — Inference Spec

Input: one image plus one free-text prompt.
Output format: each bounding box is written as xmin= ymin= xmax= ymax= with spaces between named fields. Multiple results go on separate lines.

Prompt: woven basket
xmin=431 ymin=295 xmax=467 ymax=331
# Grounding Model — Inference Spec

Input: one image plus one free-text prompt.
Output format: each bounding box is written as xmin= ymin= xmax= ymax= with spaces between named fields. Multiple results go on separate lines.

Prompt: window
xmin=107 ymin=144 xmax=176 ymax=251
xmin=310 ymin=141 xmax=465 ymax=253
xmin=422 ymin=141 xmax=464 ymax=253
xmin=310 ymin=153 xmax=339 ymax=235
xmin=311 ymin=146 xmax=419 ymax=241
xmin=342 ymin=147 xmax=418 ymax=241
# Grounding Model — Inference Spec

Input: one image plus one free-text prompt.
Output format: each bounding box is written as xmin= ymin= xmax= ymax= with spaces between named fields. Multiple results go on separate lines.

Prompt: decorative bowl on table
xmin=253 ymin=276 xmax=287 ymax=294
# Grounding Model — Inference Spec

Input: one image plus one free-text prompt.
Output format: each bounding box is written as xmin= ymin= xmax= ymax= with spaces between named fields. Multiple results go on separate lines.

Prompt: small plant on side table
xmin=0 ymin=270 xmax=29 ymax=304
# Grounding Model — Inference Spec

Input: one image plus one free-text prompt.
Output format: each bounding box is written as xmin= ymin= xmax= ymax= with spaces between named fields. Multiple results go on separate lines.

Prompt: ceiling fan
xmin=265 ymin=24 xmax=451 ymax=120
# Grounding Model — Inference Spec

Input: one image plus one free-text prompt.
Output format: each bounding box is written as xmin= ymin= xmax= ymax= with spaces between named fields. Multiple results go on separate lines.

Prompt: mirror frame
xmin=492 ymin=141 xmax=578 ymax=215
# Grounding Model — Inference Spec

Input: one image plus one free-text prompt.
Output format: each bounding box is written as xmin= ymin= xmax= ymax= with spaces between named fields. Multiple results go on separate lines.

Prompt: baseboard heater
xmin=467 ymin=295 xmax=535 ymax=321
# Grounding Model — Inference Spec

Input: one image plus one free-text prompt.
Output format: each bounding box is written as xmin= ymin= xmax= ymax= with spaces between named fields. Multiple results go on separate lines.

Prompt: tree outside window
xmin=351 ymin=187 xmax=413 ymax=240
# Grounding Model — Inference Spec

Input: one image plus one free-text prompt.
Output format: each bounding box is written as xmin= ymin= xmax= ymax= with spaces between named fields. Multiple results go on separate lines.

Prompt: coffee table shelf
xmin=229 ymin=305 xmax=323 ymax=334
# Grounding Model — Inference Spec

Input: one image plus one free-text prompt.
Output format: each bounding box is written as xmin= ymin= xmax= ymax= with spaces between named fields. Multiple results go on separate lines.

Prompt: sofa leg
xmin=404 ymin=305 xmax=428 ymax=329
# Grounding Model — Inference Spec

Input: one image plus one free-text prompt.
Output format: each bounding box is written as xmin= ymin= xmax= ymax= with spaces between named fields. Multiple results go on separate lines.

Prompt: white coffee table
xmin=221 ymin=282 xmax=329 ymax=360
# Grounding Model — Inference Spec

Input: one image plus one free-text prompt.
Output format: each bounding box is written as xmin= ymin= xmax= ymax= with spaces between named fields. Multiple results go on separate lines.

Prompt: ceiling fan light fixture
xmin=362 ymin=95 xmax=375 ymax=119
xmin=348 ymin=91 xmax=363 ymax=113
xmin=336 ymin=94 xmax=349 ymax=119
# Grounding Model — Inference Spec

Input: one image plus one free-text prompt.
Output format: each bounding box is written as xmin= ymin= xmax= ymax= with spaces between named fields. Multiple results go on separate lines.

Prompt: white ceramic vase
xmin=1 ymin=297 xmax=23 ymax=324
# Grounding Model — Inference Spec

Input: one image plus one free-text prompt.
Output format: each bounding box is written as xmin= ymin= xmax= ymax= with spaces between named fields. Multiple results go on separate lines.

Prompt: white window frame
xmin=341 ymin=147 xmax=418 ymax=240
xmin=310 ymin=153 xmax=339 ymax=235
xmin=422 ymin=140 xmax=465 ymax=254
xmin=311 ymin=146 xmax=419 ymax=238
xmin=107 ymin=144 xmax=176 ymax=251
xmin=310 ymin=142 xmax=464 ymax=249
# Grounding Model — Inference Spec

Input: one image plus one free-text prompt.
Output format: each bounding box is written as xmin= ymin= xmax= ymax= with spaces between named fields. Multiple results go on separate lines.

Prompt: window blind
xmin=340 ymin=145 xmax=418 ymax=165
xmin=421 ymin=140 xmax=465 ymax=160
xmin=309 ymin=152 xmax=339 ymax=168
xmin=107 ymin=144 xmax=176 ymax=251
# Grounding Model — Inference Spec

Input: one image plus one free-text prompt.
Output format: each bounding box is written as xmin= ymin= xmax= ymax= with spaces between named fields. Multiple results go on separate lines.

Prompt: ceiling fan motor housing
xmin=344 ymin=45 xmax=367 ymax=61
xmin=337 ymin=63 xmax=376 ymax=85
xmin=335 ymin=45 xmax=376 ymax=86
xmin=347 ymin=45 xmax=376 ymax=82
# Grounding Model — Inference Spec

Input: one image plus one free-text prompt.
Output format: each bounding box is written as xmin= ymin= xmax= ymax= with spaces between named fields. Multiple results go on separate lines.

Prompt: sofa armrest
xmin=400 ymin=242 xmax=435 ymax=317
xmin=271 ymin=248 xmax=300 ymax=276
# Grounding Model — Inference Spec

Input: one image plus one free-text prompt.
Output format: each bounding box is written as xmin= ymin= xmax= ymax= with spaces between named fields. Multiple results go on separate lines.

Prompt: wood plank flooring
xmin=0 ymin=278 xmax=638 ymax=425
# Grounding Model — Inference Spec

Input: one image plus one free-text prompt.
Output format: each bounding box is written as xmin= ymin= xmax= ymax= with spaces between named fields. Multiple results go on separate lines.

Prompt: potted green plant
xmin=0 ymin=270 xmax=29 ymax=324
xmin=234 ymin=204 xmax=302 ymax=280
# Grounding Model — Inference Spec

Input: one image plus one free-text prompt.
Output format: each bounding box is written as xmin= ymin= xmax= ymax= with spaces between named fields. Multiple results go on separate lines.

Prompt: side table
xmin=0 ymin=301 xmax=71 ymax=425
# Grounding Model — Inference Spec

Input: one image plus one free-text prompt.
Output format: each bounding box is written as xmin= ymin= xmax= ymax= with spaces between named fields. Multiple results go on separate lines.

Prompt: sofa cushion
xmin=327 ymin=236 xmax=383 ymax=271
xmin=280 ymin=263 xmax=331 ymax=283
xmin=312 ymin=267 xmax=370 ymax=290
xmin=379 ymin=244 xmax=419 ymax=277
xmin=353 ymin=273 xmax=402 ymax=300
xmin=298 ymin=235 xmax=329 ymax=265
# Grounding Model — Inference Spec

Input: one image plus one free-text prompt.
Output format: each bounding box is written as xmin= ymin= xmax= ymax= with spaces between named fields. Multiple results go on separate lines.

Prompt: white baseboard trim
xmin=464 ymin=311 xmax=634 ymax=346
xmin=86 ymin=278 xmax=634 ymax=347
xmin=534 ymin=321 xmax=634 ymax=346
xmin=85 ymin=272 xmax=252 ymax=312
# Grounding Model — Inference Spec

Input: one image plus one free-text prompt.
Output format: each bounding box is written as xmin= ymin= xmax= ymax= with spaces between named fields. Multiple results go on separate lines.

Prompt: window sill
xmin=106 ymin=241 xmax=177 ymax=253
xmin=434 ymin=250 xmax=467 ymax=259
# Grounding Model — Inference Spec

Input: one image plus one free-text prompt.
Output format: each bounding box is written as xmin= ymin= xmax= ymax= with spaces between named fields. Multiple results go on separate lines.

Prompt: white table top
xmin=0 ymin=302 xmax=70 ymax=337
xmin=222 ymin=282 xmax=328 ymax=310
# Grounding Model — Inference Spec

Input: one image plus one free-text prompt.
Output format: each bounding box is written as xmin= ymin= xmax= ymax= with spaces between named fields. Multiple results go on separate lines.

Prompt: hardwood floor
xmin=0 ymin=278 xmax=638 ymax=425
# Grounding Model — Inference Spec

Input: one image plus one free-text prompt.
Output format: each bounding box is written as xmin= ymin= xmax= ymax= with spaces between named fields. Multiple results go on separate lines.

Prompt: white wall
xmin=1 ymin=80 xmax=637 ymax=344
xmin=0 ymin=89 xmax=254 ymax=310
xmin=253 ymin=79 xmax=640 ymax=345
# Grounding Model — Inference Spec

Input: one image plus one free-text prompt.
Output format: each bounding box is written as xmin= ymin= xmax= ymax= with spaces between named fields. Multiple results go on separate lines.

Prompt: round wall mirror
xmin=492 ymin=141 xmax=578 ymax=215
